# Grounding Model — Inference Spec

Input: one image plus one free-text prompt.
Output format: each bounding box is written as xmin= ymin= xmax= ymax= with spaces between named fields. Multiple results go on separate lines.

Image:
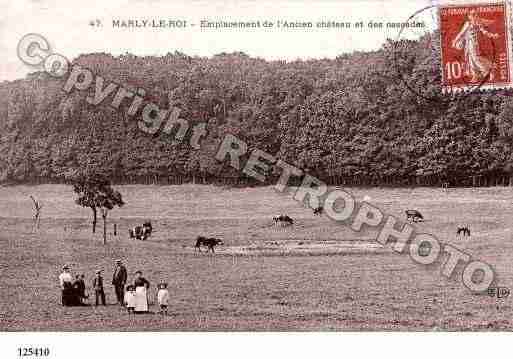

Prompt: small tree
xmin=71 ymin=171 xmax=124 ymax=242
xmin=72 ymin=172 xmax=102 ymax=233
xmin=97 ymin=186 xmax=124 ymax=244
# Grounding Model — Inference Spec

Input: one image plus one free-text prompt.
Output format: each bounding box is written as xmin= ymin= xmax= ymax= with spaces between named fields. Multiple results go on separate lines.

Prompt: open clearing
xmin=1 ymin=184 xmax=512 ymax=331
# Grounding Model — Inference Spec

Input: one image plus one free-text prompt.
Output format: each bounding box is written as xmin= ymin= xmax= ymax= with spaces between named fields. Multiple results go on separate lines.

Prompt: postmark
xmin=439 ymin=1 xmax=513 ymax=92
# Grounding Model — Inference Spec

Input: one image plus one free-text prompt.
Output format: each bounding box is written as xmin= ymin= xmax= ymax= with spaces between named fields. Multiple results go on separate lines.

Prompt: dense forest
xmin=1 ymin=33 xmax=513 ymax=187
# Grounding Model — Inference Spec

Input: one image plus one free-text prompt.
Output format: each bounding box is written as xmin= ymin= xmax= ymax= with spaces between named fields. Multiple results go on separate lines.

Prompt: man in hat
xmin=93 ymin=269 xmax=106 ymax=306
xmin=112 ymin=259 xmax=128 ymax=305
xmin=59 ymin=265 xmax=74 ymax=306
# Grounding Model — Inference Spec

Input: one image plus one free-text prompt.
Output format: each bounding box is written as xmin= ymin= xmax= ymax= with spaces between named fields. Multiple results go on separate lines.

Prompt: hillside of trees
xmin=1 ymin=33 xmax=513 ymax=187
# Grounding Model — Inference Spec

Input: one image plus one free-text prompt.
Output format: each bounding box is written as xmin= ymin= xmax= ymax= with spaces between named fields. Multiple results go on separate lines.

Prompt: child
xmin=80 ymin=274 xmax=88 ymax=301
xmin=124 ymin=285 xmax=136 ymax=314
xmin=157 ymin=282 xmax=170 ymax=315
xmin=73 ymin=274 xmax=87 ymax=305
xmin=77 ymin=274 xmax=88 ymax=304
xmin=92 ymin=270 xmax=106 ymax=306
xmin=72 ymin=275 xmax=81 ymax=303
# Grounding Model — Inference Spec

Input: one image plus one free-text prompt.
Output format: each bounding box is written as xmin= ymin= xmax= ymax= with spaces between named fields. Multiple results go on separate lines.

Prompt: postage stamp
xmin=439 ymin=1 xmax=513 ymax=91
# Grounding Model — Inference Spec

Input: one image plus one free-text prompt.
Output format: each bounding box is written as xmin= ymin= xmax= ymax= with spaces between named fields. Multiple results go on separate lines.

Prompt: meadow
xmin=1 ymin=184 xmax=512 ymax=331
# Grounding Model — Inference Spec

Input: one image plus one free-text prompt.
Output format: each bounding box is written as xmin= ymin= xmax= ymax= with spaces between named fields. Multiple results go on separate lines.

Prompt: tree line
xmin=1 ymin=33 xmax=513 ymax=187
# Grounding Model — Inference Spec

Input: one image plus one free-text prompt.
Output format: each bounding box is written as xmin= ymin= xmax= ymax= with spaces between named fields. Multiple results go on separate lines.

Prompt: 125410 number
xmin=17 ymin=347 xmax=50 ymax=357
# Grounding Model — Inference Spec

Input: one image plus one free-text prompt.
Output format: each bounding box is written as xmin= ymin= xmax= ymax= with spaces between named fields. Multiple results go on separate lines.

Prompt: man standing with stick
xmin=112 ymin=259 xmax=127 ymax=306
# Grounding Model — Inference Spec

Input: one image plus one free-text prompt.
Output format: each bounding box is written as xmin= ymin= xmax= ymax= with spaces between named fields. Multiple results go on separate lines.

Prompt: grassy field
xmin=1 ymin=184 xmax=513 ymax=331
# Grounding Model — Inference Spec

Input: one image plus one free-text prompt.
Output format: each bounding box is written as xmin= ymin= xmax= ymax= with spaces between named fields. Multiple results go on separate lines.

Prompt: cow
xmin=129 ymin=226 xmax=144 ymax=240
xmin=195 ymin=236 xmax=224 ymax=253
xmin=129 ymin=221 xmax=153 ymax=240
xmin=313 ymin=206 xmax=323 ymax=215
xmin=142 ymin=221 xmax=153 ymax=237
xmin=273 ymin=215 xmax=294 ymax=226
xmin=457 ymin=226 xmax=471 ymax=237
xmin=405 ymin=210 xmax=424 ymax=222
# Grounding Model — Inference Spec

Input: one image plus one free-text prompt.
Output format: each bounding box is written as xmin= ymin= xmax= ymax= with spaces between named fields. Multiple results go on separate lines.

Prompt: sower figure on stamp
xmin=452 ymin=9 xmax=499 ymax=82
xmin=112 ymin=259 xmax=127 ymax=306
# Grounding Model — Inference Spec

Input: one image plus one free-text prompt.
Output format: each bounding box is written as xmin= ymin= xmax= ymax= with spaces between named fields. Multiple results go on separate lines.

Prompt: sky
xmin=0 ymin=0 xmax=449 ymax=81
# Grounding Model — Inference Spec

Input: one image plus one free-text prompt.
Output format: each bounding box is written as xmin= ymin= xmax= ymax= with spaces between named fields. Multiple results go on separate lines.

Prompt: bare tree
xmin=30 ymin=195 xmax=43 ymax=231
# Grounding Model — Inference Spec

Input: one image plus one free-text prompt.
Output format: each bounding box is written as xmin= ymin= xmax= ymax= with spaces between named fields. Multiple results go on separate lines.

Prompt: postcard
xmin=1 ymin=0 xmax=513 ymax=357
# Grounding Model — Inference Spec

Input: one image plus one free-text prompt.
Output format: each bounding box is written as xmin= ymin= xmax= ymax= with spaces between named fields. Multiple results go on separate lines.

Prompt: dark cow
xmin=457 ymin=226 xmax=471 ymax=237
xmin=313 ymin=206 xmax=323 ymax=215
xmin=273 ymin=215 xmax=294 ymax=226
xmin=129 ymin=226 xmax=144 ymax=240
xmin=129 ymin=221 xmax=153 ymax=240
xmin=405 ymin=210 xmax=424 ymax=222
xmin=142 ymin=221 xmax=153 ymax=236
xmin=195 ymin=236 xmax=224 ymax=253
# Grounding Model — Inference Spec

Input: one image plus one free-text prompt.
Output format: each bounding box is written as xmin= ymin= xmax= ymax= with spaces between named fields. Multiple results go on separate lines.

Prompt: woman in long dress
xmin=133 ymin=270 xmax=150 ymax=313
xmin=451 ymin=10 xmax=499 ymax=82
xmin=59 ymin=265 xmax=80 ymax=306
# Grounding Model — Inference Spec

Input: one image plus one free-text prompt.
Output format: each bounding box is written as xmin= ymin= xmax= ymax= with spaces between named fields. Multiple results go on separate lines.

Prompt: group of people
xmin=58 ymin=260 xmax=170 ymax=315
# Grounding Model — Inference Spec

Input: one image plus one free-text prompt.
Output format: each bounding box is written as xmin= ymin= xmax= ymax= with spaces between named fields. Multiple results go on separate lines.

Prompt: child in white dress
xmin=124 ymin=285 xmax=136 ymax=314
xmin=157 ymin=282 xmax=170 ymax=315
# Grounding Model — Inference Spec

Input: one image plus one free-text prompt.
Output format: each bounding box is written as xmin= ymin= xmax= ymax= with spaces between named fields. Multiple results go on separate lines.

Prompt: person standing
xmin=124 ymin=285 xmax=137 ymax=315
xmin=156 ymin=282 xmax=170 ymax=316
xmin=74 ymin=274 xmax=88 ymax=305
xmin=93 ymin=270 xmax=106 ymax=306
xmin=133 ymin=270 xmax=150 ymax=313
xmin=112 ymin=259 xmax=127 ymax=305
xmin=72 ymin=275 xmax=82 ymax=305
xmin=59 ymin=265 xmax=73 ymax=306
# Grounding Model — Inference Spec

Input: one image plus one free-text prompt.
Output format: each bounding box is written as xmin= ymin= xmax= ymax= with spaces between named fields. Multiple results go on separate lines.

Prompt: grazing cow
xmin=129 ymin=221 xmax=153 ymax=240
xmin=313 ymin=206 xmax=323 ymax=215
xmin=195 ymin=236 xmax=224 ymax=253
xmin=142 ymin=221 xmax=153 ymax=237
xmin=129 ymin=226 xmax=144 ymax=240
xmin=457 ymin=226 xmax=471 ymax=237
xmin=273 ymin=215 xmax=294 ymax=226
xmin=405 ymin=210 xmax=424 ymax=222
